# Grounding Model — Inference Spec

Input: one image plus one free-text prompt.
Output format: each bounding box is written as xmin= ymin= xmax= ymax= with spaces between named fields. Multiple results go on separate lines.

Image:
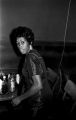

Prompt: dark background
xmin=0 ymin=0 xmax=76 ymax=73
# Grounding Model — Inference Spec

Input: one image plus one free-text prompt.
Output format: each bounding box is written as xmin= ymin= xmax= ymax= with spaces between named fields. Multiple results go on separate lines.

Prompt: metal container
xmin=8 ymin=74 xmax=16 ymax=93
xmin=0 ymin=72 xmax=21 ymax=95
xmin=0 ymin=79 xmax=3 ymax=94
xmin=0 ymin=75 xmax=8 ymax=95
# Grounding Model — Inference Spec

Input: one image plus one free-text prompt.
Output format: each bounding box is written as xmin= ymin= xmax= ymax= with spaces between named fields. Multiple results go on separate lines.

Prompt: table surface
xmin=0 ymin=90 xmax=17 ymax=101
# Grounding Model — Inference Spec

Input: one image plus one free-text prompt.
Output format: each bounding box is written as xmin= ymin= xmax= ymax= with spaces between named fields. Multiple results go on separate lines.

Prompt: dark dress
xmin=11 ymin=49 xmax=53 ymax=119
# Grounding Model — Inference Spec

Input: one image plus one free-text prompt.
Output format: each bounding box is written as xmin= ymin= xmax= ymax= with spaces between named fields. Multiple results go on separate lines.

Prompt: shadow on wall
xmin=34 ymin=41 xmax=76 ymax=72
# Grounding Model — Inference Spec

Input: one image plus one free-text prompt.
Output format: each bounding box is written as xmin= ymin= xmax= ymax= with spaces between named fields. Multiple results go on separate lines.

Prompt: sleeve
xmin=26 ymin=54 xmax=43 ymax=77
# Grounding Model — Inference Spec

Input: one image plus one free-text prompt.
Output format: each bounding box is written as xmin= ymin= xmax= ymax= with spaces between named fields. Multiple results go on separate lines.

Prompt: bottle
xmin=2 ymin=74 xmax=8 ymax=94
xmin=16 ymin=74 xmax=20 ymax=85
xmin=10 ymin=75 xmax=15 ymax=92
xmin=8 ymin=74 xmax=15 ymax=93
xmin=0 ymin=78 xmax=3 ymax=94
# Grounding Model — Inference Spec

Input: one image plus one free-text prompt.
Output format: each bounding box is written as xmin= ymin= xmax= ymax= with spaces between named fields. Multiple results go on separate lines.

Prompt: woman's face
xmin=16 ymin=37 xmax=30 ymax=54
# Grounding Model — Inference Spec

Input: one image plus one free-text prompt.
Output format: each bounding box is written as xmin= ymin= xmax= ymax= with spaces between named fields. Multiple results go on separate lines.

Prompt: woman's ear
xmin=30 ymin=44 xmax=33 ymax=50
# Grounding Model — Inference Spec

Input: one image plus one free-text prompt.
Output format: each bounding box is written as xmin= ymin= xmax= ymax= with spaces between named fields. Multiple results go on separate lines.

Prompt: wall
xmin=0 ymin=0 xmax=76 ymax=71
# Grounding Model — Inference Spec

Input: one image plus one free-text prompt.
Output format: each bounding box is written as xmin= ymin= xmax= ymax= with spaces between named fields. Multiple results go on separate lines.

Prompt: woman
xmin=9 ymin=26 xmax=53 ymax=119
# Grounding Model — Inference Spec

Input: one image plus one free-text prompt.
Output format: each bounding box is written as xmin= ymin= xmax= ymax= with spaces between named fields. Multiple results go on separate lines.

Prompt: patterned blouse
xmin=18 ymin=49 xmax=52 ymax=106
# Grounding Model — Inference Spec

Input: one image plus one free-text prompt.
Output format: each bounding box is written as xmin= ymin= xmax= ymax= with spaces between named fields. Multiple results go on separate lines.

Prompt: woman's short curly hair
xmin=9 ymin=26 xmax=34 ymax=56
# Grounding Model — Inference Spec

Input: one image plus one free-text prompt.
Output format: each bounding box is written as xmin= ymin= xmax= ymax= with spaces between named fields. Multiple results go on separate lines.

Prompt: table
xmin=0 ymin=90 xmax=17 ymax=101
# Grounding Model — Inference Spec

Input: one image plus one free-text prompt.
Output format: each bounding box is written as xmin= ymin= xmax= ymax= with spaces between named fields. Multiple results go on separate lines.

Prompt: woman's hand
xmin=12 ymin=97 xmax=21 ymax=106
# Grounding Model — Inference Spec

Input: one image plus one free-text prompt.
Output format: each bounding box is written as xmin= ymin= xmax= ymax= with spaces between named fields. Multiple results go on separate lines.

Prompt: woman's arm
xmin=19 ymin=74 xmax=42 ymax=101
xmin=12 ymin=74 xmax=43 ymax=106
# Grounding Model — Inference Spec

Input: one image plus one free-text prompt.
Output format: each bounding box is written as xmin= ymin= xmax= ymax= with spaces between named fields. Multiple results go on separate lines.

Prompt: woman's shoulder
xmin=29 ymin=49 xmax=43 ymax=60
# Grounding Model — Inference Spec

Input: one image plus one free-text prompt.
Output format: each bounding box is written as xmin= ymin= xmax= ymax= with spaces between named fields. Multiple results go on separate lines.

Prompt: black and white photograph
xmin=0 ymin=0 xmax=76 ymax=119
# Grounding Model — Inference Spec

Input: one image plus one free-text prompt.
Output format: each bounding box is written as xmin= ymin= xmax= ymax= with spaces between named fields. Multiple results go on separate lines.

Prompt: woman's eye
xmin=21 ymin=41 xmax=24 ymax=44
xmin=17 ymin=42 xmax=20 ymax=46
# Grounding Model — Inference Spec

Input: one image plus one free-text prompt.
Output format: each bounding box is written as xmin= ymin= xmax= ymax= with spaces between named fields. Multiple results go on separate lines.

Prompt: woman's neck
xmin=27 ymin=45 xmax=33 ymax=54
